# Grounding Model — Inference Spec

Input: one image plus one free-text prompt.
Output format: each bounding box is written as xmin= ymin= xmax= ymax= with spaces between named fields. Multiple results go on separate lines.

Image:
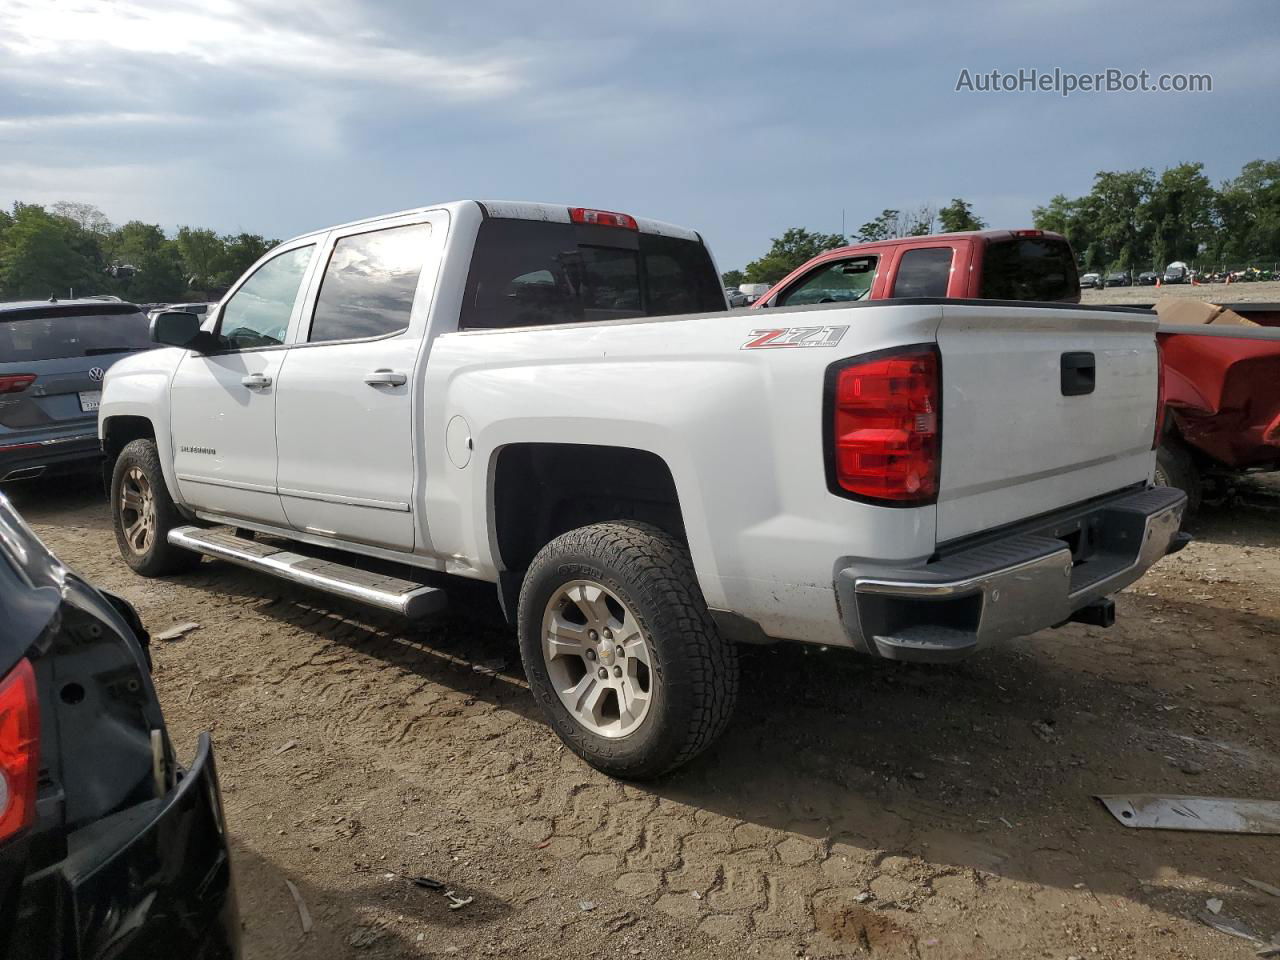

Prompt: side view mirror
xmin=151 ymin=311 xmax=215 ymax=351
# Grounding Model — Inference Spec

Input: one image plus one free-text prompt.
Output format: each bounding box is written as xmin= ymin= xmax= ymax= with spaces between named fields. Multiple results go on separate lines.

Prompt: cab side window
xmin=778 ymin=256 xmax=877 ymax=307
xmin=217 ymin=245 xmax=315 ymax=350
xmin=308 ymin=223 xmax=431 ymax=343
xmin=890 ymin=247 xmax=953 ymax=298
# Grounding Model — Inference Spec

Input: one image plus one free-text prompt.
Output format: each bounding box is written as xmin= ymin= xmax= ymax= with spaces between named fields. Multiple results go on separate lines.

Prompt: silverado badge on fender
xmin=741 ymin=326 xmax=848 ymax=349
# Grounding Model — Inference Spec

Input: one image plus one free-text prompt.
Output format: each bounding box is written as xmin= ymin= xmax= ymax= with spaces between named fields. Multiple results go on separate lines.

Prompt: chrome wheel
xmin=119 ymin=466 xmax=157 ymax=555
xmin=541 ymin=580 xmax=655 ymax=738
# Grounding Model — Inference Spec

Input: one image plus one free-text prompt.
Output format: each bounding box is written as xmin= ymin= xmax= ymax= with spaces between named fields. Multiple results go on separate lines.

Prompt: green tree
xmin=1144 ymin=163 xmax=1214 ymax=269
xmin=742 ymin=227 xmax=845 ymax=285
xmin=721 ymin=268 xmax=744 ymax=287
xmin=175 ymin=226 xmax=225 ymax=289
xmin=937 ymin=198 xmax=986 ymax=232
xmin=0 ymin=203 xmax=99 ymax=299
xmin=855 ymin=209 xmax=901 ymax=243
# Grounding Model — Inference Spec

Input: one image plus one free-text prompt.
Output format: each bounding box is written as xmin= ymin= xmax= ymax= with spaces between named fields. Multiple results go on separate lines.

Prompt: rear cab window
xmin=0 ymin=305 xmax=152 ymax=362
xmin=459 ymin=218 xmax=725 ymax=330
xmin=308 ymin=222 xmax=431 ymax=343
xmin=889 ymin=247 xmax=954 ymax=298
xmin=980 ymin=236 xmax=1080 ymax=302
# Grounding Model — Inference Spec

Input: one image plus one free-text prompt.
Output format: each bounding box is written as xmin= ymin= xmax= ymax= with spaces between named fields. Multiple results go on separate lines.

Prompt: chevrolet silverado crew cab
xmin=98 ymin=201 xmax=1186 ymax=779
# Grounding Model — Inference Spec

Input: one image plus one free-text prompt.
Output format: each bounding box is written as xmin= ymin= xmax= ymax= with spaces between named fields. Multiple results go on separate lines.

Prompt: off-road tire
xmin=111 ymin=439 xmax=202 ymax=576
xmin=1154 ymin=437 xmax=1202 ymax=515
xmin=518 ymin=522 xmax=739 ymax=780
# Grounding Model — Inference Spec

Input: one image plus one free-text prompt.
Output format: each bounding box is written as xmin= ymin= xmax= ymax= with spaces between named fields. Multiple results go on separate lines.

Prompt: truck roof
xmin=818 ymin=228 xmax=1069 ymax=259
xmin=286 ymin=200 xmax=703 ymax=245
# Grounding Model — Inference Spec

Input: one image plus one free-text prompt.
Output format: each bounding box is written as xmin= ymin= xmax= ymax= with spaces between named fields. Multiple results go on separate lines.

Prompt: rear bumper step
xmin=168 ymin=527 xmax=447 ymax=618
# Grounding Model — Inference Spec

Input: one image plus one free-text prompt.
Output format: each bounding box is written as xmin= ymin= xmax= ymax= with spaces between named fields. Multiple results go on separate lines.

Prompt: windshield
xmin=0 ymin=308 xmax=153 ymax=362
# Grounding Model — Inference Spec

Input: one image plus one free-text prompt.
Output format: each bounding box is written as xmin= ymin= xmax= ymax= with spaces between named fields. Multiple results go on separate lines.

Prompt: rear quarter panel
xmin=422 ymin=303 xmax=949 ymax=645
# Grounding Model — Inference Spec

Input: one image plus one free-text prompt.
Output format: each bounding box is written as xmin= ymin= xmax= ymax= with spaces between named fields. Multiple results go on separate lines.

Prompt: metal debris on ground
xmin=412 ymin=876 xmax=445 ymax=890
xmin=348 ymin=926 xmax=386 ymax=948
xmin=1096 ymin=794 xmax=1280 ymax=834
xmin=284 ymin=878 xmax=312 ymax=934
xmin=1196 ymin=910 xmax=1270 ymax=946
xmin=1243 ymin=877 xmax=1280 ymax=898
xmin=445 ymin=891 xmax=473 ymax=911
xmin=154 ymin=621 xmax=200 ymax=641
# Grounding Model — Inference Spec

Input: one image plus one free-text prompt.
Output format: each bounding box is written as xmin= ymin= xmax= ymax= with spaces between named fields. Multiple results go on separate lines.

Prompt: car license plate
xmin=79 ymin=390 xmax=101 ymax=412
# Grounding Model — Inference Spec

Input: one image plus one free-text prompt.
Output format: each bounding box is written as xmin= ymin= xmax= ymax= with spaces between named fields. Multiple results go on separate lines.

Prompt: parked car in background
xmin=0 ymin=494 xmax=239 ymax=958
xmin=1 ymin=300 xmax=154 ymax=483
xmin=1163 ymin=261 xmax=1190 ymax=284
xmin=1137 ymin=271 xmax=1160 ymax=286
xmin=99 ymin=200 xmax=1182 ymax=779
xmin=735 ymin=282 xmax=772 ymax=304
xmin=1080 ymin=272 xmax=1102 ymax=289
xmin=724 ymin=287 xmax=749 ymax=307
xmin=1105 ymin=272 xmax=1131 ymax=288
xmin=146 ymin=302 xmax=216 ymax=323
xmin=753 ymin=229 xmax=1080 ymax=307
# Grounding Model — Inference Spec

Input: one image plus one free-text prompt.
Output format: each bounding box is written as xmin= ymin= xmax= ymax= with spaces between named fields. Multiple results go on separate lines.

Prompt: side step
xmin=168 ymin=526 xmax=447 ymax=618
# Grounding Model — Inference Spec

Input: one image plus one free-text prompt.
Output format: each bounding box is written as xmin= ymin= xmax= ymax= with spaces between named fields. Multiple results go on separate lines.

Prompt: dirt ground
xmin=1080 ymin=278 xmax=1280 ymax=307
xmin=8 ymin=474 xmax=1280 ymax=960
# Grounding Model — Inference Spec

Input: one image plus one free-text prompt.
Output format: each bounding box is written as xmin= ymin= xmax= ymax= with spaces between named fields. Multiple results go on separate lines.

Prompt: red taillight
xmin=1154 ymin=341 xmax=1166 ymax=449
xmin=828 ymin=346 xmax=941 ymax=504
xmin=0 ymin=659 xmax=40 ymax=842
xmin=0 ymin=374 xmax=36 ymax=395
xmin=569 ymin=207 xmax=638 ymax=230
xmin=1011 ymin=229 xmax=1044 ymax=238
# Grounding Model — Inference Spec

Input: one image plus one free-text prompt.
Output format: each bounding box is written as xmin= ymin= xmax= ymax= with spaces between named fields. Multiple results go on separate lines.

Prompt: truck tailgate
xmin=935 ymin=304 xmax=1158 ymax=542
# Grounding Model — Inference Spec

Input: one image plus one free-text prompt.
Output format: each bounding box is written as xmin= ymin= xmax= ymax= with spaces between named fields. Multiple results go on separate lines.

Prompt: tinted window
xmin=779 ymin=256 xmax=877 ymax=306
xmin=980 ymin=238 xmax=1080 ymax=302
xmin=0 ymin=308 xmax=152 ymax=362
xmin=460 ymin=220 xmax=724 ymax=330
xmin=891 ymin=247 xmax=953 ymax=298
xmin=309 ymin=223 xmax=431 ymax=343
xmin=217 ymin=245 xmax=314 ymax=350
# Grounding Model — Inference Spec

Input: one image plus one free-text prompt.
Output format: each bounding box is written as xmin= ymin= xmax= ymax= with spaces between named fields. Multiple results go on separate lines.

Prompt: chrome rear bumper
xmin=837 ymin=485 xmax=1187 ymax=662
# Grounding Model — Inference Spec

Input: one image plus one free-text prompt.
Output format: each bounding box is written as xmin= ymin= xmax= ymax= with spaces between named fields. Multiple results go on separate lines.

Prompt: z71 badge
xmin=741 ymin=326 xmax=848 ymax=350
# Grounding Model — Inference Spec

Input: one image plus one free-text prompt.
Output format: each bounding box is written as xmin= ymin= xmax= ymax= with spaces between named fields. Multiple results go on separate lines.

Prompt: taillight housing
xmin=825 ymin=345 xmax=941 ymax=505
xmin=0 ymin=374 xmax=36 ymax=395
xmin=569 ymin=207 xmax=638 ymax=230
xmin=0 ymin=658 xmax=40 ymax=842
xmin=1153 ymin=341 xmax=1166 ymax=450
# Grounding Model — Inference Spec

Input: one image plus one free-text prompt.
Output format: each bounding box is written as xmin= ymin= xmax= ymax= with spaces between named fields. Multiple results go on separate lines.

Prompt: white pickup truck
xmin=99 ymin=200 xmax=1187 ymax=778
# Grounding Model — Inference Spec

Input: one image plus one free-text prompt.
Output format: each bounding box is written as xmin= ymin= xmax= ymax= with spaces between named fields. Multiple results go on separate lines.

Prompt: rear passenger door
xmin=274 ymin=211 xmax=448 ymax=552
xmin=886 ymin=245 xmax=962 ymax=299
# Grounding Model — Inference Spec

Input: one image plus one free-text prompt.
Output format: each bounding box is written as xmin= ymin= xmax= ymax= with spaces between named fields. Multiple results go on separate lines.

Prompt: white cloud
xmin=0 ymin=0 xmax=523 ymax=99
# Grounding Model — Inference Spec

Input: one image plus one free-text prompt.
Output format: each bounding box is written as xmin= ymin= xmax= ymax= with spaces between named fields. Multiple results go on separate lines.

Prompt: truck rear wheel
xmin=1154 ymin=437 xmax=1202 ymax=515
xmin=111 ymin=439 xmax=202 ymax=577
xmin=517 ymin=522 xmax=738 ymax=780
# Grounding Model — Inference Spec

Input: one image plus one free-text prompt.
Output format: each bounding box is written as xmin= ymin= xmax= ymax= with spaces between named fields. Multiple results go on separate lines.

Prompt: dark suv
xmin=0 ymin=301 xmax=153 ymax=483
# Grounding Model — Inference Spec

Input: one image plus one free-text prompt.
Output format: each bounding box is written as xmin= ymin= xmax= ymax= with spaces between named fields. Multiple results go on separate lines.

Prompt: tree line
xmin=725 ymin=158 xmax=1280 ymax=287
xmin=0 ymin=201 xmax=278 ymax=303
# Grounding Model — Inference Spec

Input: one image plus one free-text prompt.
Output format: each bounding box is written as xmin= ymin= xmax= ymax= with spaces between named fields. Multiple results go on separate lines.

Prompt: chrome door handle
xmin=241 ymin=373 xmax=272 ymax=389
xmin=364 ymin=369 xmax=407 ymax=387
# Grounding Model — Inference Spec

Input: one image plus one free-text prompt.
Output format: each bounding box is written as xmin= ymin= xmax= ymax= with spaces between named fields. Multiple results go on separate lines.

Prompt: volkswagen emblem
xmin=88 ymin=367 xmax=105 ymax=382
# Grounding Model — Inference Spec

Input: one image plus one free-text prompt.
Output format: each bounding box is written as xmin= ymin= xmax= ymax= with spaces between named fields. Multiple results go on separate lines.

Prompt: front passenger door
xmin=170 ymin=243 xmax=317 ymax=526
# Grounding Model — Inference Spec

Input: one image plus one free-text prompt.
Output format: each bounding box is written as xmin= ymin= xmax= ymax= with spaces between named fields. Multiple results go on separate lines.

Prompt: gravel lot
xmin=1080 ymin=279 xmax=1280 ymax=307
xmin=8 ymin=475 xmax=1280 ymax=960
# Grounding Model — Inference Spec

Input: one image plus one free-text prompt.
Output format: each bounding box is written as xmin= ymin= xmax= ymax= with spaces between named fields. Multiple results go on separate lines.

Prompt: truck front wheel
xmin=110 ymin=439 xmax=202 ymax=577
xmin=517 ymin=522 xmax=739 ymax=780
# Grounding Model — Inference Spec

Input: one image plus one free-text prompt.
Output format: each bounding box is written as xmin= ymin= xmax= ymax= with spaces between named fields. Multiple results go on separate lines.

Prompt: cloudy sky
xmin=1 ymin=0 xmax=1276 ymax=270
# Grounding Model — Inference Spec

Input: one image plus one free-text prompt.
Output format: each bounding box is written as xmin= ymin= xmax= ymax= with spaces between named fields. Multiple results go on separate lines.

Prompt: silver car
xmin=0 ymin=300 xmax=154 ymax=482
